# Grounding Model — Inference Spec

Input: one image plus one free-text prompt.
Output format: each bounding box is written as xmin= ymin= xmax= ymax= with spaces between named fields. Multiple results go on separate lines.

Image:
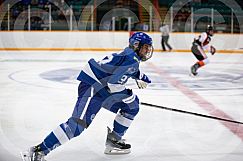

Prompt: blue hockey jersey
xmin=77 ymin=47 xmax=143 ymax=94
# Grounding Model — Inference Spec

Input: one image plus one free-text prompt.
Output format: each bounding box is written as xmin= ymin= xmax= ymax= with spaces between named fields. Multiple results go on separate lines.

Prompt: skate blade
xmin=189 ymin=72 xmax=198 ymax=77
xmin=189 ymin=73 xmax=196 ymax=77
xmin=104 ymin=146 xmax=131 ymax=155
xmin=20 ymin=151 xmax=31 ymax=161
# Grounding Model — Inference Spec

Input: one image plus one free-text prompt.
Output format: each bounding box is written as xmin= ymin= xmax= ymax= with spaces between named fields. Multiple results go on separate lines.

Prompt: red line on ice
xmin=148 ymin=62 xmax=243 ymax=140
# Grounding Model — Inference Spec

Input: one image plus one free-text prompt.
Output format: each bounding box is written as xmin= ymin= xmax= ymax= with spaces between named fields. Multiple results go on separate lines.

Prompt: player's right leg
xmin=190 ymin=45 xmax=208 ymax=76
xmin=21 ymin=82 xmax=103 ymax=160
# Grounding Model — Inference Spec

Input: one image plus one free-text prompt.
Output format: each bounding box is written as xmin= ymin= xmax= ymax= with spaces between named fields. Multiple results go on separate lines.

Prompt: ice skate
xmin=20 ymin=145 xmax=46 ymax=161
xmin=104 ymin=127 xmax=131 ymax=155
xmin=190 ymin=63 xmax=200 ymax=76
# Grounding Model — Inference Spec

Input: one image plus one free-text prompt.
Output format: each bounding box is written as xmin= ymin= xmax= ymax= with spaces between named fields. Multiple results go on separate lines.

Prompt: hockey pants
xmin=39 ymin=82 xmax=139 ymax=155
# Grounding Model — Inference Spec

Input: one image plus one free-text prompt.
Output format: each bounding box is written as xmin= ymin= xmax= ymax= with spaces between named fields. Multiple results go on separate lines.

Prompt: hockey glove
xmin=136 ymin=80 xmax=148 ymax=89
xmin=141 ymin=74 xmax=151 ymax=83
xmin=210 ymin=46 xmax=216 ymax=55
xmin=136 ymin=74 xmax=151 ymax=89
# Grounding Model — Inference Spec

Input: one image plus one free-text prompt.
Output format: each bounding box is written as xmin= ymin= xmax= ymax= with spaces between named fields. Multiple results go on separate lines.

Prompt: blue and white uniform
xmin=38 ymin=47 xmax=151 ymax=155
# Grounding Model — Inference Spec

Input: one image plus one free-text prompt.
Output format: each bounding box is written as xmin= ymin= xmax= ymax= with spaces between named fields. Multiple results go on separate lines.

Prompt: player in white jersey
xmin=159 ymin=23 xmax=173 ymax=51
xmin=190 ymin=25 xmax=216 ymax=76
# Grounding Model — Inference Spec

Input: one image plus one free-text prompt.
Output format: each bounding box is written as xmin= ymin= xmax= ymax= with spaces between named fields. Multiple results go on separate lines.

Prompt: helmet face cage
xmin=140 ymin=44 xmax=154 ymax=62
xmin=206 ymin=25 xmax=214 ymax=36
xmin=129 ymin=32 xmax=153 ymax=61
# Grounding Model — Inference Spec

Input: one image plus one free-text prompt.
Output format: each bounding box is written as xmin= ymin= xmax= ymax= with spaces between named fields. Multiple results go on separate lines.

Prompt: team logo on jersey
xmin=127 ymin=67 xmax=136 ymax=74
xmin=90 ymin=114 xmax=96 ymax=121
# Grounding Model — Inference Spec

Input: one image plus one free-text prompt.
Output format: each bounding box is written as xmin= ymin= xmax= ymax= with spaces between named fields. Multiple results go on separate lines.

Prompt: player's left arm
xmin=203 ymin=44 xmax=216 ymax=55
xmin=210 ymin=45 xmax=216 ymax=55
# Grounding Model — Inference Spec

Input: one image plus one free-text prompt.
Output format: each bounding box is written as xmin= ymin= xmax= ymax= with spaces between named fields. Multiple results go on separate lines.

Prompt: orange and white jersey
xmin=194 ymin=32 xmax=212 ymax=51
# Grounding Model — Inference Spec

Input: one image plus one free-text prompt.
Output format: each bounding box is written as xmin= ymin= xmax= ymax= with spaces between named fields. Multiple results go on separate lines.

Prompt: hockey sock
xmin=113 ymin=112 xmax=133 ymax=139
xmin=39 ymin=118 xmax=85 ymax=155
xmin=197 ymin=61 xmax=205 ymax=67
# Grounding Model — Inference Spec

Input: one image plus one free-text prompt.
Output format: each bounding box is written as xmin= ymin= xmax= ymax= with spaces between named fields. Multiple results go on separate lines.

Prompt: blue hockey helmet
xmin=129 ymin=32 xmax=153 ymax=61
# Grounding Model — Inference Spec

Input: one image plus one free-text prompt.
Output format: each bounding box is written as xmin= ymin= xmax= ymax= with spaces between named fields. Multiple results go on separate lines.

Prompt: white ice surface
xmin=0 ymin=51 xmax=243 ymax=161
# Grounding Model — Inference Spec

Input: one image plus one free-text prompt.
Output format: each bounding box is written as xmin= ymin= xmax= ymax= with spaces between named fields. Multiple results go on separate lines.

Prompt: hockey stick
xmin=141 ymin=102 xmax=243 ymax=124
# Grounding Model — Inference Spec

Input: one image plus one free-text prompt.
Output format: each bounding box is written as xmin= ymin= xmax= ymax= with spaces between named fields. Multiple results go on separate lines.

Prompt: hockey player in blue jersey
xmin=21 ymin=32 xmax=153 ymax=161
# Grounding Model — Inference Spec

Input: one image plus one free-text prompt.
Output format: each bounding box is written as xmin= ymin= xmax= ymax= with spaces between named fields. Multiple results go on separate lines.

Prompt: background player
xmin=190 ymin=25 xmax=216 ymax=76
xmin=21 ymin=32 xmax=153 ymax=161
xmin=159 ymin=23 xmax=173 ymax=52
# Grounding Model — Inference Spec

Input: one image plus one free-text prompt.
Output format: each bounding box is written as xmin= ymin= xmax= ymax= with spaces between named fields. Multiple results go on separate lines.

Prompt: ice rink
xmin=0 ymin=50 xmax=243 ymax=161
